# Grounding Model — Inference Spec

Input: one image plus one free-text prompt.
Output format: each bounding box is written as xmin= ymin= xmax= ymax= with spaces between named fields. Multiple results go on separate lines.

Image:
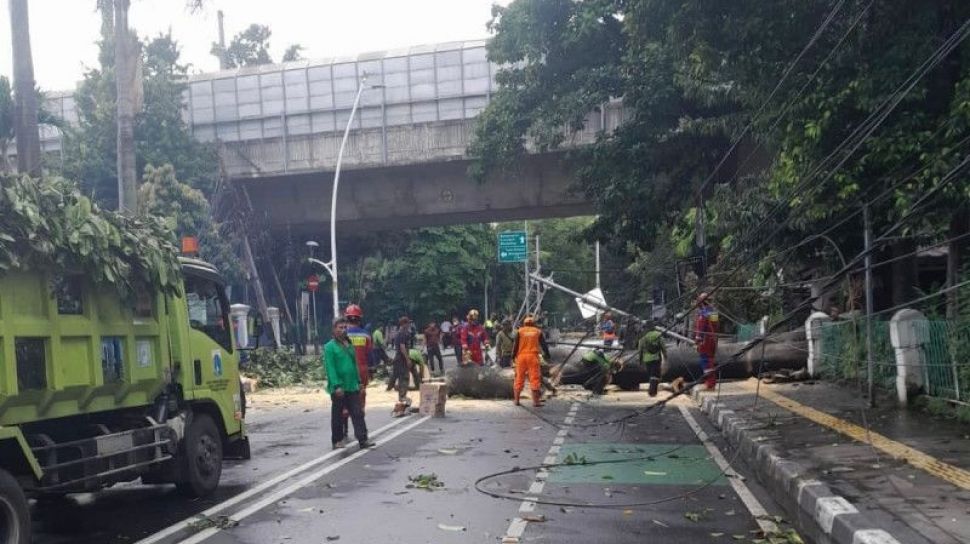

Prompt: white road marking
xmin=503 ymin=402 xmax=579 ymax=541
xmin=678 ymin=405 xmax=778 ymax=534
xmin=136 ymin=414 xmax=421 ymax=544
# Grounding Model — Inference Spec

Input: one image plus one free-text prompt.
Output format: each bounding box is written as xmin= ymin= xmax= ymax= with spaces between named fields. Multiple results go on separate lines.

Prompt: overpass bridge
xmin=42 ymin=40 xmax=625 ymax=232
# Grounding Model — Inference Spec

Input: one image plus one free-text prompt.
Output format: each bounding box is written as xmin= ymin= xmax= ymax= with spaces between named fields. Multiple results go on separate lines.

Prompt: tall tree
xmin=282 ymin=44 xmax=305 ymax=63
xmin=210 ymin=23 xmax=304 ymax=68
xmin=473 ymin=0 xmax=970 ymax=317
xmin=8 ymin=0 xmax=41 ymax=177
xmin=114 ymin=0 xmax=138 ymax=212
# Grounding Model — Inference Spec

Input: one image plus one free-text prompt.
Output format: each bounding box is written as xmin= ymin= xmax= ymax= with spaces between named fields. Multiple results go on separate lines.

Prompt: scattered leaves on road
xmin=407 ymin=473 xmax=445 ymax=491
xmin=562 ymin=452 xmax=588 ymax=465
xmin=187 ymin=515 xmax=238 ymax=531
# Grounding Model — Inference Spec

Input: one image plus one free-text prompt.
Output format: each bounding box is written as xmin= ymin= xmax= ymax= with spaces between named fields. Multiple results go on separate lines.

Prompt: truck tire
xmin=176 ymin=413 xmax=223 ymax=498
xmin=0 ymin=468 xmax=31 ymax=544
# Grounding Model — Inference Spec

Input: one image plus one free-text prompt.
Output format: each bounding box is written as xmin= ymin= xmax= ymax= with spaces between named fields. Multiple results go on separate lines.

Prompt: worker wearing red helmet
xmin=460 ymin=309 xmax=490 ymax=366
xmin=344 ymin=304 xmax=373 ymax=432
xmin=512 ymin=315 xmax=551 ymax=407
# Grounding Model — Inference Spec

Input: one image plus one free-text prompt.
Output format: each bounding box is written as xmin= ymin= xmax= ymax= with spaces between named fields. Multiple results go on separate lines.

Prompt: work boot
xmin=531 ymin=390 xmax=544 ymax=407
xmin=513 ymin=389 xmax=521 ymax=406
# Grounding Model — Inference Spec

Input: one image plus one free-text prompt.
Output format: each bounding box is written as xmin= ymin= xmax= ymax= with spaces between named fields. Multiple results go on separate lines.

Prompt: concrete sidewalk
xmin=693 ymin=379 xmax=970 ymax=544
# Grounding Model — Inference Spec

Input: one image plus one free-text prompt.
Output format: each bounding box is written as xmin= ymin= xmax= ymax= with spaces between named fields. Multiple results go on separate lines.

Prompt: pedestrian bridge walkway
xmin=41 ymin=40 xmax=623 ymax=231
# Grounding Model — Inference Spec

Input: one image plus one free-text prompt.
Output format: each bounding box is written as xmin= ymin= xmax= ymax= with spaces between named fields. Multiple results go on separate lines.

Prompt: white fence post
xmin=889 ymin=309 xmax=927 ymax=406
xmin=230 ymin=304 xmax=252 ymax=348
xmin=805 ymin=312 xmax=831 ymax=377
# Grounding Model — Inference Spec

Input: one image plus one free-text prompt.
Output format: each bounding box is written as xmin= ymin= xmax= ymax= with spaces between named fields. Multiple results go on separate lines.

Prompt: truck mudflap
xmin=224 ymin=435 xmax=251 ymax=460
xmin=29 ymin=421 xmax=173 ymax=493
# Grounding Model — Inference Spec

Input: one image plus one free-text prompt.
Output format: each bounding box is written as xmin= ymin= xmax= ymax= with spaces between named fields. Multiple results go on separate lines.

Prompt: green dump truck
xmin=0 ymin=257 xmax=249 ymax=543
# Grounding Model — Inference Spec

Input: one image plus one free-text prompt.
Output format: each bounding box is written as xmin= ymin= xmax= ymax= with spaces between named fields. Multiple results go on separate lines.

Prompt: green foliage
xmin=244 ymin=347 xmax=323 ymax=387
xmin=473 ymin=0 xmax=970 ymax=318
xmin=212 ymin=24 xmax=272 ymax=68
xmin=0 ymin=174 xmax=182 ymax=297
xmin=282 ymin=44 xmax=305 ymax=63
xmin=137 ymin=164 xmax=242 ymax=283
xmin=0 ymin=76 xmax=63 ymax=173
xmin=211 ymin=24 xmax=305 ymax=68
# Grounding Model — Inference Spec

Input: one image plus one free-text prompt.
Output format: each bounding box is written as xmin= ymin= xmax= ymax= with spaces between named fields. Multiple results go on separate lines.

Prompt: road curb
xmin=691 ymin=389 xmax=902 ymax=544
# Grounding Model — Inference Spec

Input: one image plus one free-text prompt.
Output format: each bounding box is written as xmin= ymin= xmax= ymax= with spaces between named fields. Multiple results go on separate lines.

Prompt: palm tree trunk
xmin=8 ymin=0 xmax=41 ymax=177
xmin=114 ymin=0 xmax=137 ymax=212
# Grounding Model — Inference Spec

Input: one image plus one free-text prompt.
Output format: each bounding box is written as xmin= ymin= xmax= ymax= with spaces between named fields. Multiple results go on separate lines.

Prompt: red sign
xmin=307 ymin=274 xmax=320 ymax=293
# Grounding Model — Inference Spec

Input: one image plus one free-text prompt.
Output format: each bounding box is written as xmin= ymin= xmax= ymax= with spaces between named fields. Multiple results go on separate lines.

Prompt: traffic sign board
xmin=498 ymin=230 xmax=528 ymax=263
xmin=307 ymin=274 xmax=320 ymax=292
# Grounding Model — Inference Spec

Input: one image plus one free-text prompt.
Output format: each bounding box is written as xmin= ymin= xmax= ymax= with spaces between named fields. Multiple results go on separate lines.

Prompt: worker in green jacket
xmin=494 ymin=320 xmax=515 ymax=368
xmin=324 ymin=318 xmax=375 ymax=449
xmin=637 ymin=322 xmax=666 ymax=397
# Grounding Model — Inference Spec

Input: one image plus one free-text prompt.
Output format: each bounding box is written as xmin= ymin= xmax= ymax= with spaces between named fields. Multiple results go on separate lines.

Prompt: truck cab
xmin=0 ymin=258 xmax=248 ymax=544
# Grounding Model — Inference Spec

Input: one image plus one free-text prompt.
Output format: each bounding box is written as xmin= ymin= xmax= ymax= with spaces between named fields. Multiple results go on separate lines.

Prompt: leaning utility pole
xmin=115 ymin=0 xmax=138 ymax=213
xmin=9 ymin=0 xmax=42 ymax=177
xmin=216 ymin=10 xmax=228 ymax=70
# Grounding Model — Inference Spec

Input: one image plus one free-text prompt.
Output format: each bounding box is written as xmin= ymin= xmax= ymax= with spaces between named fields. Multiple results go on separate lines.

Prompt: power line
xmin=696 ymin=0 xmax=850 ymax=197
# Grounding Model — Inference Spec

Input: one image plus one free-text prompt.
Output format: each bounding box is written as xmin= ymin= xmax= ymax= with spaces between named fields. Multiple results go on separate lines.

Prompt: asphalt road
xmin=32 ymin=356 xmax=793 ymax=544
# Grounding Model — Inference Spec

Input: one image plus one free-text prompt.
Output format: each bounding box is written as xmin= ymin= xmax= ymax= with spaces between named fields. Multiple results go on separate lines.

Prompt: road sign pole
xmin=523 ymin=221 xmax=530 ymax=314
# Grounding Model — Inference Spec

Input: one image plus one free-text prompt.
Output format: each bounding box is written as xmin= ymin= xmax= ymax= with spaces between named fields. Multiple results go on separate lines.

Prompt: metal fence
xmin=915 ymin=320 xmax=970 ymax=403
xmin=817 ymin=319 xmax=895 ymax=389
xmin=736 ymin=323 xmax=758 ymax=343
xmin=815 ymin=317 xmax=970 ymax=403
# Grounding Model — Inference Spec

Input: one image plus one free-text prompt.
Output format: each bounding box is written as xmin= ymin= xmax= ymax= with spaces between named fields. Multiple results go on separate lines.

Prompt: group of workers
xmin=322 ymin=292 xmax=720 ymax=446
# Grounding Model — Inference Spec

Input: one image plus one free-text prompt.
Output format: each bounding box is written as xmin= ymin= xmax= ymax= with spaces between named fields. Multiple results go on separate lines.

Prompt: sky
xmin=0 ymin=0 xmax=506 ymax=91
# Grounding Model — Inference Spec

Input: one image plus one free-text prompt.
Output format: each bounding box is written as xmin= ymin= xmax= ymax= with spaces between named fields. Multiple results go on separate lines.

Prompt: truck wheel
xmin=176 ymin=413 xmax=223 ymax=497
xmin=0 ymin=468 xmax=31 ymax=544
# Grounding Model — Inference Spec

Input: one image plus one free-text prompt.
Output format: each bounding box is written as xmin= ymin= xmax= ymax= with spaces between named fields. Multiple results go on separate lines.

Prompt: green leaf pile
xmin=0 ymin=174 xmax=182 ymax=297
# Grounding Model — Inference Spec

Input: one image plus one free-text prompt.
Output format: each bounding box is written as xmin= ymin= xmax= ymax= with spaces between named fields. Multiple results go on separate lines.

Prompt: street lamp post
xmin=308 ymin=76 xmax=383 ymax=320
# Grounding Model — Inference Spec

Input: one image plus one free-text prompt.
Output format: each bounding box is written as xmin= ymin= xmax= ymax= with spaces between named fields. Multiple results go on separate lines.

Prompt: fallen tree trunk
xmin=446 ymin=332 xmax=808 ymax=397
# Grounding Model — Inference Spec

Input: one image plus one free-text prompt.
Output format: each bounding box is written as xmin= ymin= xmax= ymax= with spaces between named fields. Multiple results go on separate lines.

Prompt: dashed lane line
xmin=502 ymin=402 xmax=579 ymax=543
xmin=678 ymin=404 xmax=778 ymax=534
xmin=177 ymin=414 xmax=431 ymax=544
xmin=136 ymin=414 xmax=418 ymax=544
xmin=742 ymin=382 xmax=970 ymax=491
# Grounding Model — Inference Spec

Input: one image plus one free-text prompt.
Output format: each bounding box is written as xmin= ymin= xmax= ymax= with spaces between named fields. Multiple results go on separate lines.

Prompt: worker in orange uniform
xmin=460 ymin=309 xmax=490 ymax=366
xmin=512 ymin=315 xmax=552 ymax=407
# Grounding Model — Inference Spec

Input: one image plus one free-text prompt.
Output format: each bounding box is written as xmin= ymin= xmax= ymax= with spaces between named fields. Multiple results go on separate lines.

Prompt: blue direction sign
xmin=498 ymin=230 xmax=528 ymax=263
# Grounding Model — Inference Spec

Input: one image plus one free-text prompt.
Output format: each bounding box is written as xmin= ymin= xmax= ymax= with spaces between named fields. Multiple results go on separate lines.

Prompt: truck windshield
xmin=184 ymin=274 xmax=232 ymax=352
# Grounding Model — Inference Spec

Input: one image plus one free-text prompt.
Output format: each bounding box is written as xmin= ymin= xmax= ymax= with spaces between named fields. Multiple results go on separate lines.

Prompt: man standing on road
xmin=371 ymin=321 xmax=391 ymax=369
xmin=391 ymin=316 xmax=414 ymax=415
xmin=494 ymin=320 xmax=515 ymax=368
xmin=512 ymin=315 xmax=552 ymax=407
xmin=694 ymin=293 xmax=719 ymax=390
xmin=460 ymin=309 xmax=490 ymax=366
xmin=423 ymin=321 xmax=444 ymax=376
xmin=440 ymin=317 xmax=453 ymax=349
xmin=637 ymin=321 xmax=666 ymax=397
xmin=600 ymin=312 xmax=617 ymax=347
xmin=451 ymin=316 xmax=463 ymax=363
xmin=343 ymin=304 xmax=372 ymax=442
xmin=323 ymin=318 xmax=375 ymax=449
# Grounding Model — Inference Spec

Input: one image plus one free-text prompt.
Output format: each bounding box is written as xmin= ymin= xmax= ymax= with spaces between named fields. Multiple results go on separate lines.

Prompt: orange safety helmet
xmin=345 ymin=304 xmax=363 ymax=319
